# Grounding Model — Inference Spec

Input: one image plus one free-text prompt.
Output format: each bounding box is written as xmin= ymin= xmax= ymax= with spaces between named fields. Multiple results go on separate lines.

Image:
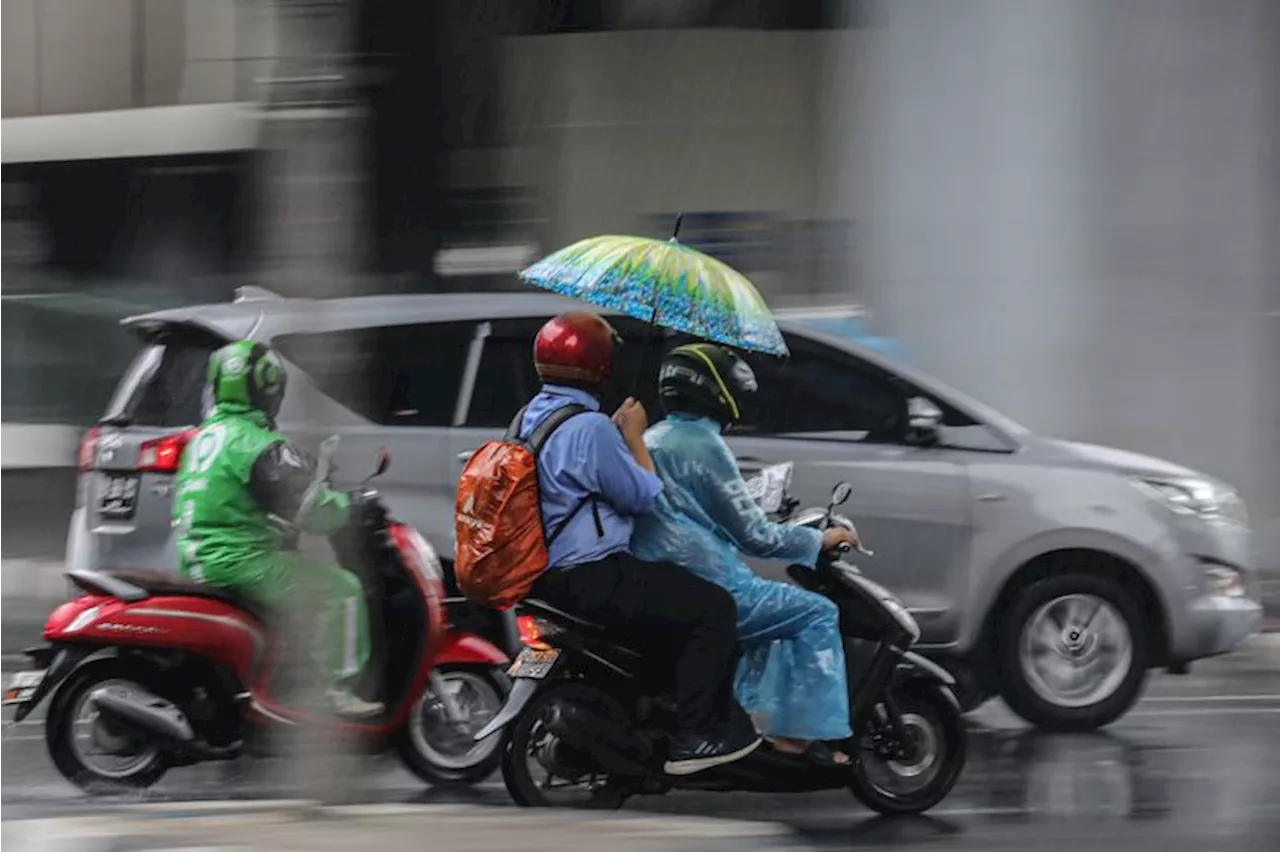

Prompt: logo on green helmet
xmin=254 ymin=352 xmax=284 ymax=396
xmin=208 ymin=341 xmax=286 ymax=412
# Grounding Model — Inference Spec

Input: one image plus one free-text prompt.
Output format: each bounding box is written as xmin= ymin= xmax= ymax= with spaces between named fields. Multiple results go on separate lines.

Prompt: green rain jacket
xmin=173 ymin=402 xmax=350 ymax=585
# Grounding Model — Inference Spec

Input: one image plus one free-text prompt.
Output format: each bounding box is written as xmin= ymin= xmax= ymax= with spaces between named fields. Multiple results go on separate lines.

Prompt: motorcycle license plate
xmin=508 ymin=648 xmax=560 ymax=679
xmin=3 ymin=670 xmax=46 ymax=706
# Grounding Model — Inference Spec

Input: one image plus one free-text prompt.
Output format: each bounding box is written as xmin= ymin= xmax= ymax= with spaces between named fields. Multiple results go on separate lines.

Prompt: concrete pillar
xmin=255 ymin=0 xmax=367 ymax=296
xmin=850 ymin=0 xmax=1279 ymax=562
xmin=257 ymin=0 xmax=370 ymax=806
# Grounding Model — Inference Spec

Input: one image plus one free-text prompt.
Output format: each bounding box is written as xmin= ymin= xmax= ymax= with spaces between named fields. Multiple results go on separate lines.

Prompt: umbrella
xmin=518 ymin=217 xmax=789 ymax=359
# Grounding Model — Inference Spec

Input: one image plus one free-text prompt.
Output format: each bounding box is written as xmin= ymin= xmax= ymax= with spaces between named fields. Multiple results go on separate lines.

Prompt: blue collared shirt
xmin=520 ymin=385 xmax=664 ymax=570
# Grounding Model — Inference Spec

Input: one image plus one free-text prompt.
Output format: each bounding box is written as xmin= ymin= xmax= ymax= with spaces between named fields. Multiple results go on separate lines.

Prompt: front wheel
xmin=45 ymin=661 xmax=170 ymax=793
xmin=397 ymin=666 xmax=507 ymax=787
xmin=847 ymin=684 xmax=966 ymax=815
xmin=997 ymin=573 xmax=1149 ymax=731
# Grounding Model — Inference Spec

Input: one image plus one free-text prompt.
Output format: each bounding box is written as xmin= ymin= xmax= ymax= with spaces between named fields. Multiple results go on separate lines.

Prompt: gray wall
xmin=1 ymin=0 xmax=277 ymax=117
xmin=486 ymin=30 xmax=856 ymax=302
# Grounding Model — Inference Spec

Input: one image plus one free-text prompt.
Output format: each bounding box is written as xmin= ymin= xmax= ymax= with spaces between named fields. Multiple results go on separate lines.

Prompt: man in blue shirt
xmin=521 ymin=312 xmax=761 ymax=776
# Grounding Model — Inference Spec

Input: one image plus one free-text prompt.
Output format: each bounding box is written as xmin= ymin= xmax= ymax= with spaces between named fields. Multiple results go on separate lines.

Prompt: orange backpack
xmin=454 ymin=403 xmax=590 ymax=609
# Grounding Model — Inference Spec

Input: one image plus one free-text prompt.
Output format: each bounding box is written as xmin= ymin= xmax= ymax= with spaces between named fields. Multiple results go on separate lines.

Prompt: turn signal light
xmin=517 ymin=614 xmax=552 ymax=651
xmin=77 ymin=426 xmax=102 ymax=471
xmin=137 ymin=429 xmax=198 ymax=473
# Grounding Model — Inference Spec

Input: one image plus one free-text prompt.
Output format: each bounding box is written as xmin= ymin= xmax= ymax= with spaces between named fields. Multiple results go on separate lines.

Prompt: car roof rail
xmin=233 ymin=285 xmax=285 ymax=303
xmin=774 ymin=303 xmax=868 ymax=320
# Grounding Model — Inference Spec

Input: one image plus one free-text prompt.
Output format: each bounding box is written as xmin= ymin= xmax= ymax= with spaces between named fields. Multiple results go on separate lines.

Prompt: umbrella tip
xmin=671 ymin=213 xmax=683 ymax=242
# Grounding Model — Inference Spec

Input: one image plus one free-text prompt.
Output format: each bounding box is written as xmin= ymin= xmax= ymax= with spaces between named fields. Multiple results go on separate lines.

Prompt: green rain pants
xmin=196 ymin=553 xmax=371 ymax=687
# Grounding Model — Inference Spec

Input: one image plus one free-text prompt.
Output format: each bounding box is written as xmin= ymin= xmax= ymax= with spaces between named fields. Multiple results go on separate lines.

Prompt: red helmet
xmin=533 ymin=312 xmax=619 ymax=389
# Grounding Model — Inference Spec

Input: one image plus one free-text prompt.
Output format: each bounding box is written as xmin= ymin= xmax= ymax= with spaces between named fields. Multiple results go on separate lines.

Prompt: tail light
xmin=77 ymin=426 xmax=102 ymax=471
xmin=517 ymin=614 xmax=552 ymax=651
xmin=137 ymin=429 xmax=198 ymax=473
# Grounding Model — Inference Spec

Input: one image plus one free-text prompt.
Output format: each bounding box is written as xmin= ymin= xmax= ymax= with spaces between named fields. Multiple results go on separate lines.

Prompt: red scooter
xmin=6 ymin=442 xmax=510 ymax=791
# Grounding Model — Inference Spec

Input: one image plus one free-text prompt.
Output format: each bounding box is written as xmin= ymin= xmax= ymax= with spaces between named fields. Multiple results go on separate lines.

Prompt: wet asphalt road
xmin=3 ymin=637 xmax=1278 ymax=851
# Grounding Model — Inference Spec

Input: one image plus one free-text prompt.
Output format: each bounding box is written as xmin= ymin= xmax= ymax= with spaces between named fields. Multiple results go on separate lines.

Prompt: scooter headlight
xmin=882 ymin=598 xmax=921 ymax=645
xmin=66 ymin=605 xmax=102 ymax=634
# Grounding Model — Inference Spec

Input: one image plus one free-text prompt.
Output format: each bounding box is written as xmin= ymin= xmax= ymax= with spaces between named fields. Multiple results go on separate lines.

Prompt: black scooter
xmin=474 ymin=475 xmax=967 ymax=815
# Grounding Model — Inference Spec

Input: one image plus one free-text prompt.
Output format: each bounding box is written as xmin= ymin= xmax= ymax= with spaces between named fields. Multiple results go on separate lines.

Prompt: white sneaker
xmin=329 ymin=688 xmax=384 ymax=718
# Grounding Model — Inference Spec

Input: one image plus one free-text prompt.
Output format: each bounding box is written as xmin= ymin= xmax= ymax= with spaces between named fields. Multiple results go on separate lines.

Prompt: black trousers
xmin=533 ymin=552 xmax=739 ymax=737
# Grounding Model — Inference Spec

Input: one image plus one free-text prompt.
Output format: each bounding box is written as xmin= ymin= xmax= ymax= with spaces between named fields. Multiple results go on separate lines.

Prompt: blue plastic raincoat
xmin=631 ymin=414 xmax=852 ymax=741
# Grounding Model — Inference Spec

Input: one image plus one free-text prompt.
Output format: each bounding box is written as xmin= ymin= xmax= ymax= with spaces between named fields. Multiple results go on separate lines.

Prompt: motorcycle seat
xmin=522 ymin=598 xmax=606 ymax=632
xmin=106 ymin=571 xmax=277 ymax=625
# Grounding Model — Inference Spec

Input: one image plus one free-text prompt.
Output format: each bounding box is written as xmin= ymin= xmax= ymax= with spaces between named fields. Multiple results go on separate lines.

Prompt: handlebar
xmin=744 ymin=466 xmax=873 ymax=559
xmin=781 ymin=501 xmax=873 ymax=558
xmin=349 ymin=488 xmax=389 ymax=526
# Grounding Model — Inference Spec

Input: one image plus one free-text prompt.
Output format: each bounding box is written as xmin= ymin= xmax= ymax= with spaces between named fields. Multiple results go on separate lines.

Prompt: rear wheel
xmin=46 ymin=661 xmax=170 ymax=793
xmin=397 ymin=666 xmax=506 ymax=787
xmin=847 ymin=684 xmax=966 ymax=815
xmin=501 ymin=682 xmax=629 ymax=809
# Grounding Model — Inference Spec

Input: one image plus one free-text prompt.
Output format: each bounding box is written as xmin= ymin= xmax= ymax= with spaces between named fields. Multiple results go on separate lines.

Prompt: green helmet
xmin=207 ymin=340 xmax=288 ymax=418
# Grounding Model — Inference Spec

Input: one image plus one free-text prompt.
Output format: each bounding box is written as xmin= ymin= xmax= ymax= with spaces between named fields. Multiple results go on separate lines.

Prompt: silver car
xmin=66 ymin=287 xmax=1263 ymax=731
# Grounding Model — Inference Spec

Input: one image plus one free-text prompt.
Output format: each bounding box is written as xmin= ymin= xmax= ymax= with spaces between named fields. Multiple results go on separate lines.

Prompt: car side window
xmin=766 ymin=337 xmax=904 ymax=441
xmin=467 ymin=316 xmax=673 ymax=427
xmin=275 ymin=322 xmax=473 ymax=426
xmin=466 ymin=321 xmax=544 ymax=428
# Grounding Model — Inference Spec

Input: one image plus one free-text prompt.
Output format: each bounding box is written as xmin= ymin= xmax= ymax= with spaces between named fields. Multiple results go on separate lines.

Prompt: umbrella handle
xmin=627 ymin=288 xmax=661 ymax=399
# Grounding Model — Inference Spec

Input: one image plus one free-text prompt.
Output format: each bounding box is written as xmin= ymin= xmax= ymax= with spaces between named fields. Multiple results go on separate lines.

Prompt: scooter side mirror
xmin=830 ymin=481 xmax=852 ymax=506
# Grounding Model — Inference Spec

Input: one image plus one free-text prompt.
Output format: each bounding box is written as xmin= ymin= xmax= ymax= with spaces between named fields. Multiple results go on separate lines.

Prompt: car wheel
xmin=997 ymin=572 xmax=1149 ymax=731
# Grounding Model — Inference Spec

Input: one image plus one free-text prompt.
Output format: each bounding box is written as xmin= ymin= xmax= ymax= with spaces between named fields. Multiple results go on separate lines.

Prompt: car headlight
xmin=1132 ymin=476 xmax=1249 ymax=526
xmin=1204 ymin=565 xmax=1247 ymax=598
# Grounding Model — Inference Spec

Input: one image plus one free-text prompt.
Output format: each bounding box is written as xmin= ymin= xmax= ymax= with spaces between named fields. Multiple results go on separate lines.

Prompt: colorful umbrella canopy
xmin=519 ymin=233 xmax=789 ymax=358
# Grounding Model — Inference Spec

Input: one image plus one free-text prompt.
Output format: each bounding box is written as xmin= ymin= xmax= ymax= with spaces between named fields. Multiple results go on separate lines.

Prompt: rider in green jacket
xmin=173 ymin=340 xmax=381 ymax=717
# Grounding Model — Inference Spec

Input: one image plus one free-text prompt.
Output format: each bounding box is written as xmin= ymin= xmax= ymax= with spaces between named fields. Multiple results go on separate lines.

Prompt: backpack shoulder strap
xmin=503 ymin=405 xmax=529 ymax=440
xmin=525 ymin=403 xmax=590 ymax=456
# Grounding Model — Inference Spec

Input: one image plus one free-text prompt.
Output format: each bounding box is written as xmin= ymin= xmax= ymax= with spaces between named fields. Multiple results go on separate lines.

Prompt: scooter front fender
xmin=436 ymin=634 xmax=509 ymax=667
xmin=892 ymin=651 xmax=956 ymax=688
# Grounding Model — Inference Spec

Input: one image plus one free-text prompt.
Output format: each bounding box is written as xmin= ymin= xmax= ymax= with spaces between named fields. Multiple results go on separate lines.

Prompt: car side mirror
xmin=906 ymin=396 xmax=943 ymax=446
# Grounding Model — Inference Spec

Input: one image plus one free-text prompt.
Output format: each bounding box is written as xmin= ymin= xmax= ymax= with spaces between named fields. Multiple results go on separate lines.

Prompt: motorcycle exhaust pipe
xmin=544 ymin=700 xmax=650 ymax=776
xmin=89 ymin=683 xmax=194 ymax=745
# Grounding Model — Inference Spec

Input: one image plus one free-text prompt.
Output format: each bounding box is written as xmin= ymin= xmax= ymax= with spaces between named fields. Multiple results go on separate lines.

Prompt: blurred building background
xmin=2 ymin=0 xmax=1278 ymax=566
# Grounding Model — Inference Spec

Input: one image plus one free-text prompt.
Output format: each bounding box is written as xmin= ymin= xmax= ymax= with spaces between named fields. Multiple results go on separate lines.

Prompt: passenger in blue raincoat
xmin=631 ymin=343 xmax=859 ymax=764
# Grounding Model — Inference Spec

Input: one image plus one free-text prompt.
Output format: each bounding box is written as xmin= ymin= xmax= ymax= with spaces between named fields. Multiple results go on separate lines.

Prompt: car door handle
xmin=976 ymin=492 xmax=1005 ymax=502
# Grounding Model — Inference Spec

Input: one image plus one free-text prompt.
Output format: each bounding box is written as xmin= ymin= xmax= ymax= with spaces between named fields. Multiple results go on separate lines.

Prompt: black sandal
xmin=803 ymin=742 xmax=850 ymax=767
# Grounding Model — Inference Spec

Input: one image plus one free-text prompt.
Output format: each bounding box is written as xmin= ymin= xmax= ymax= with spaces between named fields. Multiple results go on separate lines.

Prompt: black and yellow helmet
xmin=657 ymin=343 xmax=758 ymax=429
xmin=207 ymin=340 xmax=288 ymax=419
